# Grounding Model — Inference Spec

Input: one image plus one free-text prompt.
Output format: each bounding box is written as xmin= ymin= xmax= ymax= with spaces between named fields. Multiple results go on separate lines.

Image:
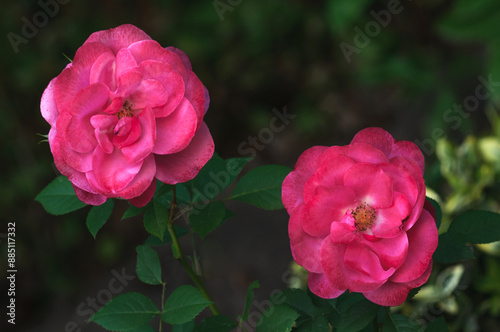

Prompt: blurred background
xmin=2 ymin=0 xmax=500 ymax=331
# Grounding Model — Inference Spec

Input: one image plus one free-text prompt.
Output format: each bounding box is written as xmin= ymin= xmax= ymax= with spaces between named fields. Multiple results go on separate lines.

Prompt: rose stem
xmin=166 ymin=186 xmax=220 ymax=315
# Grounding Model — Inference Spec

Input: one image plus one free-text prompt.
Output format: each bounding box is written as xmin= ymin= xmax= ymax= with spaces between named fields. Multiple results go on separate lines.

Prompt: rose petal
xmin=282 ymin=146 xmax=329 ymax=213
xmin=391 ymin=140 xmax=425 ymax=175
xmin=128 ymin=179 xmax=157 ymax=207
xmin=166 ymin=46 xmax=192 ymax=70
xmin=361 ymin=231 xmax=409 ymax=270
xmin=117 ymin=154 xmax=156 ymax=200
xmin=308 ymin=273 xmax=345 ymax=299
xmin=371 ymin=192 xmax=412 ymax=238
xmin=155 ymin=122 xmax=214 ymax=184
xmin=302 ymin=186 xmax=357 ymax=237
xmin=153 ymin=98 xmax=197 ymax=155
xmin=289 ymin=205 xmax=323 ymax=273
xmin=343 ymin=163 xmax=393 ymax=208
xmin=121 ymin=105 xmax=156 ymax=163
xmin=89 ymin=51 xmax=115 ymax=89
xmin=350 ymin=127 xmax=395 ymax=157
xmin=347 ymin=143 xmax=389 ymax=164
xmin=83 ymin=24 xmax=151 ymax=54
xmin=344 ymin=243 xmax=395 ymax=286
xmin=129 ymin=79 xmax=169 ymax=109
xmin=320 ymin=240 xmax=350 ymax=291
xmin=113 ymin=117 xmax=141 ymax=149
xmin=183 ymin=70 xmax=207 ymax=128
xmin=41 ymin=78 xmax=58 ymax=126
xmin=115 ymin=48 xmax=138 ymax=79
xmin=390 ymin=208 xmax=438 ymax=283
xmin=73 ymin=185 xmax=107 ymax=205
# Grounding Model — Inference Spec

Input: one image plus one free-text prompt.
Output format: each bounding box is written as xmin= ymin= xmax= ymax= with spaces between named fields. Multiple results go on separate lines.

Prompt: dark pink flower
xmin=282 ymin=128 xmax=438 ymax=306
xmin=41 ymin=24 xmax=214 ymax=207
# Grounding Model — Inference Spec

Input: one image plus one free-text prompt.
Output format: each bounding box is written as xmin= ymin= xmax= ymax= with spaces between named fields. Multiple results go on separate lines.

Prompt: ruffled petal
xmin=41 ymin=78 xmax=58 ymax=126
xmin=129 ymin=79 xmax=169 ymax=109
xmin=118 ymin=154 xmax=156 ymax=200
xmin=343 ymin=163 xmax=393 ymax=208
xmin=128 ymin=179 xmax=157 ymax=207
xmin=350 ymin=127 xmax=395 ymax=157
xmin=89 ymin=51 xmax=115 ymax=89
xmin=391 ymin=140 xmax=425 ymax=175
xmin=308 ymin=273 xmax=345 ymax=299
xmin=371 ymin=192 xmax=412 ymax=238
xmin=361 ymin=231 xmax=409 ymax=270
xmin=113 ymin=117 xmax=141 ymax=149
xmin=390 ymin=208 xmax=438 ymax=283
xmin=73 ymin=185 xmax=107 ymax=205
xmin=346 ymin=143 xmax=389 ymax=164
xmin=320 ymin=240 xmax=350 ymax=291
xmin=153 ymin=98 xmax=197 ymax=155
xmin=121 ymin=105 xmax=156 ymax=163
xmin=155 ymin=122 xmax=214 ymax=184
xmin=302 ymin=186 xmax=357 ymax=237
xmin=282 ymin=146 xmax=328 ymax=213
xmin=115 ymin=48 xmax=138 ymax=79
xmin=289 ymin=205 xmax=323 ymax=273
xmin=183 ymin=70 xmax=207 ymax=128
xmin=83 ymin=24 xmax=151 ymax=54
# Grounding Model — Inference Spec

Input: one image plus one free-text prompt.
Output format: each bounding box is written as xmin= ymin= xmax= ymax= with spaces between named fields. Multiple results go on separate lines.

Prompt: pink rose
xmin=282 ymin=128 xmax=438 ymax=306
xmin=41 ymin=24 xmax=214 ymax=207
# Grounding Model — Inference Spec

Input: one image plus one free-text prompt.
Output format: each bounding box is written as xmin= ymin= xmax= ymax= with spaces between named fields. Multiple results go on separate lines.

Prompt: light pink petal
xmin=282 ymin=146 xmax=328 ymax=213
xmin=391 ymin=140 xmax=425 ymax=174
xmin=88 ymin=147 xmax=143 ymax=194
xmin=113 ymin=117 xmax=141 ymax=149
xmin=361 ymin=231 xmax=409 ymax=270
xmin=372 ymin=192 xmax=412 ymax=238
xmin=302 ymin=186 xmax=357 ymax=237
xmin=378 ymin=163 xmax=418 ymax=207
xmin=166 ymin=46 xmax=192 ymax=70
xmin=121 ymin=105 xmax=156 ymax=163
xmin=54 ymin=43 xmax=113 ymax=109
xmin=344 ymin=243 xmax=395 ymax=288
xmin=129 ymin=79 xmax=169 ymax=109
xmin=350 ymin=127 xmax=395 ymax=157
xmin=128 ymin=40 xmax=188 ymax=81
xmin=155 ymin=122 xmax=214 ymax=184
xmin=128 ymin=180 xmax=157 ymax=207
xmin=320 ymin=240 xmax=350 ymax=291
xmin=90 ymin=114 xmax=119 ymax=130
xmin=73 ymin=185 xmax=107 ymax=205
xmin=83 ymin=24 xmax=151 ymax=54
xmin=303 ymin=155 xmax=356 ymax=202
xmin=118 ymin=154 xmax=156 ymax=200
xmin=115 ymin=48 xmax=138 ymax=79
xmin=363 ymin=261 xmax=432 ymax=306
xmin=390 ymin=208 xmax=438 ymax=283
xmin=308 ymin=273 xmax=345 ymax=299
xmin=89 ymin=51 xmax=115 ymax=89
xmin=289 ymin=205 xmax=323 ymax=273
xmin=56 ymin=111 xmax=93 ymax=173
xmin=138 ymin=60 xmax=185 ymax=117
xmin=41 ymin=78 xmax=58 ymax=126
xmin=344 ymin=163 xmax=393 ymax=208
xmin=346 ymin=143 xmax=389 ymax=164
xmin=153 ymin=98 xmax=197 ymax=155
xmin=183 ymin=70 xmax=207 ymax=128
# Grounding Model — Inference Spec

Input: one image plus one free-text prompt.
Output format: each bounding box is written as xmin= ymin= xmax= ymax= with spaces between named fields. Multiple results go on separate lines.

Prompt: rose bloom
xmin=41 ymin=24 xmax=214 ymax=207
xmin=282 ymin=128 xmax=438 ymax=306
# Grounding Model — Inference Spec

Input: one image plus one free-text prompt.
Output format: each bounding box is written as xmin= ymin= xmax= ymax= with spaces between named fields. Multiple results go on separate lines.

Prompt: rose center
xmin=351 ymin=202 xmax=376 ymax=231
xmin=116 ymin=100 xmax=134 ymax=119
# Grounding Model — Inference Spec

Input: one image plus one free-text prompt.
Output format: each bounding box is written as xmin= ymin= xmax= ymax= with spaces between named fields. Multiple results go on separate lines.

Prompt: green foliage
xmin=35 ymin=176 xmax=86 ymax=215
xmin=230 ymin=165 xmax=291 ymax=210
xmin=135 ymin=245 xmax=162 ymax=285
xmin=189 ymin=201 xmax=232 ymax=238
xmin=425 ymin=317 xmax=449 ymax=332
xmin=335 ymin=298 xmax=379 ymax=332
xmin=143 ymin=199 xmax=170 ymax=240
xmin=172 ymin=320 xmax=195 ymax=332
xmin=426 ymin=197 xmax=442 ymax=230
xmin=90 ymin=292 xmax=159 ymax=331
xmin=194 ymin=315 xmax=237 ymax=332
xmin=143 ymin=225 xmax=189 ymax=246
xmin=256 ymin=304 xmax=299 ymax=332
xmin=86 ymin=199 xmax=114 ymax=238
xmin=162 ymin=286 xmax=213 ymax=325
xmin=240 ymin=280 xmax=260 ymax=322
xmin=382 ymin=312 xmax=421 ymax=332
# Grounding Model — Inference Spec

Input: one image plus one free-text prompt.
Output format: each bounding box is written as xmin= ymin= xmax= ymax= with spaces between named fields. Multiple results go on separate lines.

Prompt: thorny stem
xmin=166 ymin=187 xmax=220 ymax=315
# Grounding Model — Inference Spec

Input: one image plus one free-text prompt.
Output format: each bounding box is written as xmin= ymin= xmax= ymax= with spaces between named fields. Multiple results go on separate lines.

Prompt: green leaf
xmin=162 ymin=285 xmax=212 ymax=325
xmin=143 ymin=225 xmax=189 ymax=246
xmin=425 ymin=317 xmax=448 ymax=332
xmin=326 ymin=0 xmax=372 ymax=32
xmin=382 ymin=312 xmax=421 ymax=332
xmin=136 ymin=245 xmax=162 ymax=285
xmin=447 ymin=210 xmax=500 ymax=244
xmin=195 ymin=315 xmax=238 ymax=332
xmin=256 ymin=305 xmax=299 ymax=332
xmin=35 ymin=176 xmax=87 ymax=215
xmin=122 ymin=205 xmax=146 ymax=220
xmin=86 ymin=199 xmax=114 ymax=238
xmin=426 ymin=197 xmax=442 ymax=230
xmin=336 ymin=299 xmax=379 ymax=332
xmin=282 ymin=288 xmax=318 ymax=315
xmin=190 ymin=201 xmax=229 ymax=238
xmin=241 ymin=281 xmax=260 ymax=322
xmin=433 ymin=232 xmax=473 ymax=264
xmin=90 ymin=292 xmax=159 ymax=331
xmin=296 ymin=315 xmax=330 ymax=332
xmin=230 ymin=165 xmax=291 ymax=210
xmin=143 ymin=199 xmax=170 ymax=240
xmin=172 ymin=320 xmax=195 ymax=332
